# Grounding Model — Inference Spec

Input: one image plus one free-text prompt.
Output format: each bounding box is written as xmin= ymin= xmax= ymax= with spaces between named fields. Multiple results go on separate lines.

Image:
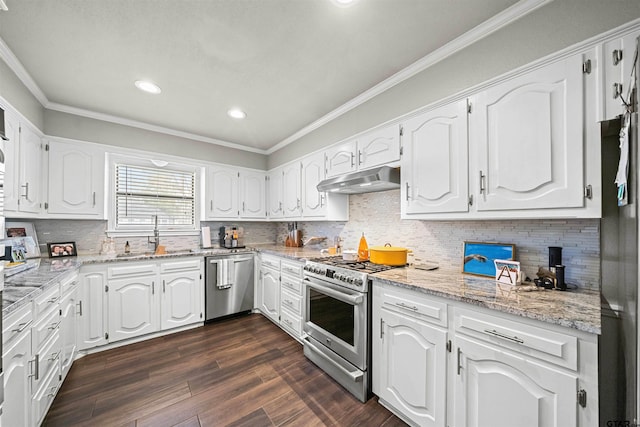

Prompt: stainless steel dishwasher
xmin=205 ymin=253 xmax=254 ymax=321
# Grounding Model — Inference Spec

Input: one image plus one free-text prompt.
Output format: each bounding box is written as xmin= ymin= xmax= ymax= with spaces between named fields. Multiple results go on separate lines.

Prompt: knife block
xmin=285 ymin=230 xmax=303 ymax=247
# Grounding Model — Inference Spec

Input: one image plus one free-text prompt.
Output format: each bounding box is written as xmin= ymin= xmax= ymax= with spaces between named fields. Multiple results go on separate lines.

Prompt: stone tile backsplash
xmin=19 ymin=189 xmax=600 ymax=289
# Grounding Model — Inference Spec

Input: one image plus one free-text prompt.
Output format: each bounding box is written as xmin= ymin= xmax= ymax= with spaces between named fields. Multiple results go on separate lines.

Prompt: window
xmin=115 ymin=163 xmax=195 ymax=229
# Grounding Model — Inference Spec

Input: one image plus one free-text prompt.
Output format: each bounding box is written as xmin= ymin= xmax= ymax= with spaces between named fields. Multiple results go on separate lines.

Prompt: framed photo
xmin=47 ymin=242 xmax=77 ymax=258
xmin=5 ymin=221 xmax=41 ymax=258
xmin=463 ymin=241 xmax=515 ymax=277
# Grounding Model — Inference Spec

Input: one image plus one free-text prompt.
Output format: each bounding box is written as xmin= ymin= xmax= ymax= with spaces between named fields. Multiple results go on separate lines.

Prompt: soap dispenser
xmin=124 ymin=241 xmax=130 ymax=254
xmin=358 ymin=232 xmax=369 ymax=261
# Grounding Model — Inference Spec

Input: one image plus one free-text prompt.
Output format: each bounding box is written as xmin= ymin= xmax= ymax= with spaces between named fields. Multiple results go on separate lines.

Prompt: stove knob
xmin=354 ymin=278 xmax=363 ymax=286
xmin=347 ymin=277 xmax=354 ymax=284
xmin=303 ymin=265 xmax=309 ymax=271
xmin=335 ymin=273 xmax=343 ymax=281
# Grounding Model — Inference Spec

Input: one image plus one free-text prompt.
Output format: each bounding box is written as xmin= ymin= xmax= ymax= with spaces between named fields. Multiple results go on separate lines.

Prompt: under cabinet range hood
xmin=317 ymin=166 xmax=400 ymax=194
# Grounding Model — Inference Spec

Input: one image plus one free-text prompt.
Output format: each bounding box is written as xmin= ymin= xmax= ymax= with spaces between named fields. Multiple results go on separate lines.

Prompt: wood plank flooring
xmin=44 ymin=314 xmax=406 ymax=427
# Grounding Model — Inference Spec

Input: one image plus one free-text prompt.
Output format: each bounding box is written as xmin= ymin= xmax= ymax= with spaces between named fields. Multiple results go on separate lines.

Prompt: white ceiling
xmin=0 ymin=0 xmax=526 ymax=154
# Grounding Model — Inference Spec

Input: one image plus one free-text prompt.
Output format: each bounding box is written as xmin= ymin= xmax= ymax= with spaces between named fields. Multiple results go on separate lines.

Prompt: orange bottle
xmin=358 ymin=232 xmax=369 ymax=261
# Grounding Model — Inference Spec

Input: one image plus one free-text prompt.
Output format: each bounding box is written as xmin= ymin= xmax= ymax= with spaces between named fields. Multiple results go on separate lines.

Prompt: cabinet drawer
xmin=281 ymin=260 xmax=302 ymax=278
xmin=380 ymin=285 xmax=447 ymax=327
xmin=280 ymin=310 xmax=302 ymax=337
xmin=260 ymin=255 xmax=280 ymax=270
xmin=60 ymin=272 xmax=79 ymax=296
xmin=32 ymin=307 xmax=60 ymax=353
xmin=281 ymin=274 xmax=302 ymax=295
xmin=454 ymin=308 xmax=578 ymax=370
xmin=108 ymin=263 xmax=157 ymax=279
xmin=32 ymin=363 xmax=61 ymax=427
xmin=281 ymin=288 xmax=302 ymax=315
xmin=3 ymin=303 xmax=33 ymax=347
xmin=33 ymin=286 xmax=61 ymax=320
xmin=160 ymin=258 xmax=201 ymax=273
xmin=32 ymin=330 xmax=61 ymax=395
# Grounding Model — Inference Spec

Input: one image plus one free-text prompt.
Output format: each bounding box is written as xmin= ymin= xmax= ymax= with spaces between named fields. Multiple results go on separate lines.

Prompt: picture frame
xmin=47 ymin=242 xmax=77 ymax=258
xmin=5 ymin=221 xmax=41 ymax=258
xmin=462 ymin=241 xmax=515 ymax=277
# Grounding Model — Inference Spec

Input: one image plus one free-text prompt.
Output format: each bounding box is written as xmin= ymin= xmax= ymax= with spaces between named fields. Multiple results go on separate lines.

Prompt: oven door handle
xmin=304 ymin=278 xmax=363 ymax=305
xmin=303 ymin=334 xmax=363 ymax=383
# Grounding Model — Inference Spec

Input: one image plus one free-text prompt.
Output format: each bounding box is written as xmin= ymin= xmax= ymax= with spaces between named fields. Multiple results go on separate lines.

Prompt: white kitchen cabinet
xmin=601 ymin=29 xmax=640 ymax=121
xmin=282 ymin=161 xmax=302 ymax=217
xmin=46 ymin=139 xmax=106 ymax=218
xmin=469 ymin=54 xmax=585 ymax=212
xmin=325 ymin=139 xmax=357 ymax=178
xmin=206 ymin=165 xmax=239 ymax=218
xmin=453 ymin=335 xmax=577 ymax=427
xmin=267 ymin=167 xmax=284 ymax=219
xmin=78 ymin=266 xmax=108 ymax=350
xmin=60 ymin=280 xmax=79 ymax=379
xmin=279 ymin=259 xmax=304 ymax=339
xmin=160 ymin=259 xmax=204 ymax=330
xmin=3 ymin=108 xmax=44 ymax=216
xmin=239 ymin=170 xmax=266 ymax=218
xmin=258 ymin=256 xmax=280 ymax=323
xmin=107 ymin=274 xmax=159 ymax=342
xmin=31 ymin=362 xmax=61 ymax=427
xmin=3 ymin=326 xmax=33 ymax=427
xmin=325 ymin=124 xmax=401 ymax=179
xmin=402 ymin=100 xmax=469 ymax=215
xmin=205 ymin=165 xmax=266 ymax=219
xmin=301 ymin=152 xmax=325 ymax=218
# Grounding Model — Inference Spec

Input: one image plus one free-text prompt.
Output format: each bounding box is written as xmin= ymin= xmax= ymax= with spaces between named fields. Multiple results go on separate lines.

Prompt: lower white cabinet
xmin=78 ymin=257 xmax=204 ymax=351
xmin=3 ymin=319 xmax=33 ymax=427
xmin=258 ymin=257 xmax=280 ymax=323
xmin=372 ymin=280 xmax=598 ymax=427
xmin=60 ymin=281 xmax=79 ymax=379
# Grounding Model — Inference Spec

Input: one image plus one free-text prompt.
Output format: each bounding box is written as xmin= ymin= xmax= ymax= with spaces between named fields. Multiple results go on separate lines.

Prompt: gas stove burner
xmin=306 ymin=256 xmax=402 ymax=274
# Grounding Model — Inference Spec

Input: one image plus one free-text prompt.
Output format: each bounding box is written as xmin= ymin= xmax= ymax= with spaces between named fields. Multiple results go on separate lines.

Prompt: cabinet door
xmin=453 ymin=335 xmax=577 ymax=427
xmin=602 ymin=30 xmax=640 ymax=121
xmin=19 ymin=123 xmax=43 ymax=214
xmin=325 ymin=139 xmax=357 ymax=178
xmin=3 ymin=329 xmax=32 ymax=427
xmin=161 ymin=270 xmax=203 ymax=330
xmin=3 ymin=109 xmax=20 ymax=211
xmin=60 ymin=287 xmax=78 ymax=379
xmin=207 ymin=166 xmax=238 ymax=218
xmin=471 ymin=54 xmax=584 ymax=211
xmin=282 ymin=162 xmax=301 ymax=217
xmin=268 ymin=167 xmax=284 ymax=219
xmin=358 ymin=124 xmax=401 ymax=170
xmin=47 ymin=140 xmax=105 ymax=217
xmin=240 ymin=170 xmax=266 ymax=218
xmin=301 ymin=152 xmax=326 ymax=218
xmin=259 ymin=267 xmax=280 ymax=323
xmin=108 ymin=276 xmax=159 ymax=342
xmin=402 ymin=100 xmax=469 ymax=214
xmin=78 ymin=269 xmax=108 ymax=350
xmin=378 ymin=308 xmax=447 ymax=427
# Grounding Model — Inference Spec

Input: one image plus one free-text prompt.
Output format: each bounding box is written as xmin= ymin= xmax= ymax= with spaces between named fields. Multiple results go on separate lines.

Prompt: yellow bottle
xmin=358 ymin=233 xmax=369 ymax=261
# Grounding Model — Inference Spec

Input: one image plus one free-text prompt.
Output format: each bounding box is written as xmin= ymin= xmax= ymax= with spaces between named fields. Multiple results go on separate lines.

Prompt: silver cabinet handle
xmin=320 ymin=193 xmax=325 ymax=207
xmin=47 ymin=385 xmax=58 ymax=398
xmin=243 ymin=201 xmax=246 ymax=212
xmin=612 ymin=49 xmax=623 ymax=65
xmin=350 ymin=152 xmax=355 ymax=167
xmin=12 ymin=321 xmax=32 ymax=334
xmin=613 ymin=83 xmax=623 ymax=99
xmin=279 ymin=201 xmax=282 ymax=212
xmin=48 ymin=321 xmax=61 ymax=330
xmin=152 ymin=281 xmax=155 ymax=295
xmin=163 ymin=280 xmax=166 ymax=293
xmin=48 ymin=350 xmax=61 ymax=362
xmin=479 ymin=171 xmax=486 ymax=194
xmin=92 ymin=191 xmax=96 ymax=207
xmin=29 ymin=354 xmax=40 ymax=380
xmin=380 ymin=318 xmax=384 ymax=339
xmin=358 ymin=150 xmax=363 ymax=165
xmin=48 ymin=296 xmax=59 ymax=304
xmin=405 ymin=182 xmax=410 ymax=201
xmin=457 ymin=348 xmax=462 ymax=375
xmin=210 ymin=200 xmax=213 ymax=211
xmin=483 ymin=328 xmax=524 ymax=344
xmin=21 ymin=182 xmax=29 ymax=199
xmin=77 ymin=300 xmax=83 ymax=316
xmin=396 ymin=302 xmax=418 ymax=311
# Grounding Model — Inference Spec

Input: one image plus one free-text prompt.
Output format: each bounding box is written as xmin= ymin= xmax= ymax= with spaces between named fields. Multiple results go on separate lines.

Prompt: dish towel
xmin=217 ymin=259 xmax=234 ymax=289
xmin=615 ymin=112 xmax=630 ymax=206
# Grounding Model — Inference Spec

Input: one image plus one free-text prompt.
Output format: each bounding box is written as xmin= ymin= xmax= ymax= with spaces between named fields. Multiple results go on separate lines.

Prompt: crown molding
xmin=266 ymin=0 xmax=552 ymax=154
xmin=0 ymin=36 xmax=49 ymax=105
xmin=46 ymin=102 xmax=268 ymax=155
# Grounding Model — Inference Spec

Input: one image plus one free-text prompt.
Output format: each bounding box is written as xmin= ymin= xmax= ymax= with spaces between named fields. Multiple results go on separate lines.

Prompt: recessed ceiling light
xmin=134 ymin=80 xmax=162 ymax=94
xmin=331 ymin=0 xmax=357 ymax=7
xmin=227 ymin=108 xmax=247 ymax=119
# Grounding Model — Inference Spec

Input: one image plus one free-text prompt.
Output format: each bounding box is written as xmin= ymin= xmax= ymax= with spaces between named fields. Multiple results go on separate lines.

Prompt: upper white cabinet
xmin=601 ymin=29 xmax=639 ymax=121
xmin=402 ymin=99 xmax=469 ymax=215
xmin=4 ymin=109 xmax=44 ymax=216
xmin=325 ymin=124 xmax=401 ymax=179
xmin=267 ymin=167 xmax=284 ymax=219
xmin=470 ymin=54 xmax=585 ymax=212
xmin=205 ymin=165 xmax=266 ymax=220
xmin=46 ymin=139 xmax=106 ymax=218
xmin=282 ymin=161 xmax=302 ymax=218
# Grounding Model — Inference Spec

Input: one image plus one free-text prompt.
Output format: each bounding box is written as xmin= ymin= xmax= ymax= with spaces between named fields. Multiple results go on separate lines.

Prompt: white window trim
xmin=107 ymin=153 xmax=202 ymax=236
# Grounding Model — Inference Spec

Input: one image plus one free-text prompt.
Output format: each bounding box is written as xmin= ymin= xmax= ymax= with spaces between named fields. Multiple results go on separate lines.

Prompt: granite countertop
xmin=372 ymin=267 xmax=601 ymax=335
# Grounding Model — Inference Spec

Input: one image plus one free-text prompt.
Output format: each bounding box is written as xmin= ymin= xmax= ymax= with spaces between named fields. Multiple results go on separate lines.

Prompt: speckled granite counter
xmin=3 ymin=258 xmax=82 ymax=316
xmin=373 ymin=267 xmax=601 ymax=335
xmin=252 ymin=244 xmax=327 ymax=261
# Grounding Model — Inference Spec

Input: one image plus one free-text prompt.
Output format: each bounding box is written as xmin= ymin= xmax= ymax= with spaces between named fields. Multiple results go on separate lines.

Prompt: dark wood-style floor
xmin=44 ymin=314 xmax=405 ymax=426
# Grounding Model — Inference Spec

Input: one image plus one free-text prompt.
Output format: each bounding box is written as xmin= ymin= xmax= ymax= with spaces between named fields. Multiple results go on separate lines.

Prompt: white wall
xmin=268 ymin=0 xmax=640 ymax=168
xmin=0 ymin=58 xmax=44 ymax=129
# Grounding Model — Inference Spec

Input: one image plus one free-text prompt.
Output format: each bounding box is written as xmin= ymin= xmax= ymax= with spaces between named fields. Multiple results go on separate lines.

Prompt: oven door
xmin=303 ymin=275 xmax=367 ymax=370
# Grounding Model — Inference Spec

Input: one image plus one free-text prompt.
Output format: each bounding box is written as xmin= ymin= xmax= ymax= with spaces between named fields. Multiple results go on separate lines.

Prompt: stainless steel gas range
xmin=302 ymin=256 xmax=397 ymax=402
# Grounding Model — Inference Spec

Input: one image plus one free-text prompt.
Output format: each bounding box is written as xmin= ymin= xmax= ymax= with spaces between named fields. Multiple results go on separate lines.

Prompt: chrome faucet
xmin=148 ymin=215 xmax=160 ymax=251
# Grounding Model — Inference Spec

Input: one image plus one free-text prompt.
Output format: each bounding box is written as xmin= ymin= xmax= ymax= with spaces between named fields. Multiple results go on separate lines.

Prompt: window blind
xmin=115 ymin=163 xmax=195 ymax=227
